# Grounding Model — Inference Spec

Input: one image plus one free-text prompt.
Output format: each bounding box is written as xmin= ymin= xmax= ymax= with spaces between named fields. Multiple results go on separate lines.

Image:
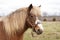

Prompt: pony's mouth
xmin=36 ymin=30 xmax=43 ymax=35
xmin=31 ymin=29 xmax=43 ymax=37
xmin=32 ymin=28 xmax=43 ymax=35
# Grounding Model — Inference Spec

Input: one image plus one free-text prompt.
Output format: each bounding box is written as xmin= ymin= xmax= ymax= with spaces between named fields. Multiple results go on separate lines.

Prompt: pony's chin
xmin=31 ymin=31 xmax=41 ymax=37
xmin=35 ymin=31 xmax=43 ymax=35
xmin=32 ymin=31 xmax=42 ymax=35
xmin=36 ymin=32 xmax=41 ymax=35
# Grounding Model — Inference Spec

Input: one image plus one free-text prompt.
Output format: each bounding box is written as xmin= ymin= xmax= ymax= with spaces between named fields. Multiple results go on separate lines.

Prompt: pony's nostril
xmin=37 ymin=29 xmax=40 ymax=32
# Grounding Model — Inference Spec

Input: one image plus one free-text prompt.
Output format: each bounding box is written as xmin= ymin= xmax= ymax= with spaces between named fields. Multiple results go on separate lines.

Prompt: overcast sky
xmin=0 ymin=0 xmax=60 ymax=16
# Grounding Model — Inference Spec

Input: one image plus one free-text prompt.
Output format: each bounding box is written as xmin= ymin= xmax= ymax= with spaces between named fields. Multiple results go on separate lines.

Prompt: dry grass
xmin=24 ymin=22 xmax=60 ymax=40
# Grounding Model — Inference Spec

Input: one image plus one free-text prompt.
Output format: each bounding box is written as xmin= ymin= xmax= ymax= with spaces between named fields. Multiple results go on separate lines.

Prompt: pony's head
xmin=26 ymin=4 xmax=44 ymax=35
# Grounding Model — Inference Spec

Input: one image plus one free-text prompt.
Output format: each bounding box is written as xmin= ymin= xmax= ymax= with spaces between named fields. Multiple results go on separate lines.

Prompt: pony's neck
xmin=15 ymin=25 xmax=28 ymax=38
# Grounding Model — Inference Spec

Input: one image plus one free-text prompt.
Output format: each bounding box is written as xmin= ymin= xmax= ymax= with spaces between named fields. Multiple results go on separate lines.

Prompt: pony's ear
xmin=28 ymin=4 xmax=33 ymax=11
xmin=39 ymin=5 xmax=41 ymax=7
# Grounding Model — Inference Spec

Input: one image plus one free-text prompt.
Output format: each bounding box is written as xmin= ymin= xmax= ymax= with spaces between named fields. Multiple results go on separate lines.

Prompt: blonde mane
xmin=3 ymin=8 xmax=28 ymax=35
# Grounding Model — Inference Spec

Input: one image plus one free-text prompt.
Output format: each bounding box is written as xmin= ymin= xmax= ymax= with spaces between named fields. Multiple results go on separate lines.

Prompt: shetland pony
xmin=0 ymin=4 xmax=44 ymax=40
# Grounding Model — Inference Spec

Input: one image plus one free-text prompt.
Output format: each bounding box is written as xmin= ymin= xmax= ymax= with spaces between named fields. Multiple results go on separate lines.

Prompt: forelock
xmin=30 ymin=6 xmax=41 ymax=17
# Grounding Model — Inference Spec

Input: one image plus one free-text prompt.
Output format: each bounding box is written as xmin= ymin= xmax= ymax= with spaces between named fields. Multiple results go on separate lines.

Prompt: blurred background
xmin=0 ymin=0 xmax=60 ymax=40
xmin=0 ymin=0 xmax=60 ymax=21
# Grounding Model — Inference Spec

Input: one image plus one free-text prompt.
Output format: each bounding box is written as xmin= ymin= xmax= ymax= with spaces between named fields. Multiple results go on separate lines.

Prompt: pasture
xmin=24 ymin=22 xmax=60 ymax=40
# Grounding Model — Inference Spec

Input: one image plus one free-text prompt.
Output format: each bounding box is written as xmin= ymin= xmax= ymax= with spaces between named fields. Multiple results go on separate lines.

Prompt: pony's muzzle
xmin=36 ymin=29 xmax=43 ymax=35
xmin=36 ymin=23 xmax=44 ymax=34
xmin=35 ymin=19 xmax=44 ymax=35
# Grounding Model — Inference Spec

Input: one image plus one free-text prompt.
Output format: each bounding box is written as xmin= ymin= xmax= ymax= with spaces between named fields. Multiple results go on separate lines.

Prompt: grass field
xmin=24 ymin=22 xmax=60 ymax=40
